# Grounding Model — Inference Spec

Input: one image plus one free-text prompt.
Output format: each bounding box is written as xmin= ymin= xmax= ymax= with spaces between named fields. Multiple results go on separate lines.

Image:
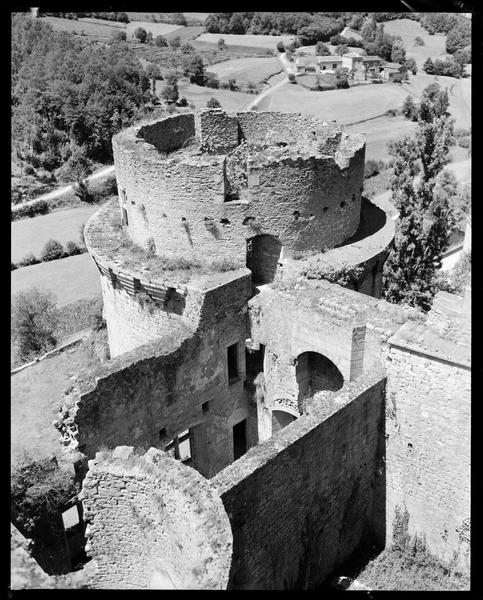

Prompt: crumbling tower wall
xmin=82 ymin=446 xmax=232 ymax=589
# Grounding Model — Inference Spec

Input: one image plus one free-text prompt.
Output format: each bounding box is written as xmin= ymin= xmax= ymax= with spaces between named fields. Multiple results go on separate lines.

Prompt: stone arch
xmin=272 ymin=410 xmax=297 ymax=434
xmin=246 ymin=234 xmax=282 ymax=284
xmin=295 ymin=351 xmax=343 ymax=404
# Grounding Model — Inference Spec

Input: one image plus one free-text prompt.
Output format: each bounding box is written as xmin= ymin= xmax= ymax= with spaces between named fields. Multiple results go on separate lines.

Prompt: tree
xmin=183 ymin=53 xmax=206 ymax=85
xmin=382 ymin=85 xmax=455 ymax=310
xmin=134 ymin=27 xmax=147 ymax=43
xmin=145 ymin=63 xmax=161 ymax=94
xmin=423 ymin=57 xmax=435 ymax=74
xmin=405 ymin=57 xmax=417 ymax=75
xmin=361 ymin=15 xmax=377 ymax=42
xmin=41 ymin=239 xmax=64 ymax=262
xmin=363 ymin=41 xmax=380 ymax=56
xmin=228 ymin=78 xmax=238 ymax=91
xmin=315 ymin=41 xmax=331 ymax=56
xmin=446 ymin=19 xmax=471 ymax=54
xmin=161 ymin=74 xmax=179 ymax=103
xmin=58 ymin=144 xmax=93 ymax=202
xmin=169 ymin=36 xmax=181 ymax=49
xmin=155 ymin=35 xmax=168 ymax=47
xmin=391 ymin=40 xmax=406 ymax=64
xmin=335 ymin=66 xmax=349 ymax=88
xmin=382 ymin=138 xmax=436 ymax=311
xmin=181 ymin=41 xmax=194 ymax=54
xmin=207 ymin=97 xmax=221 ymax=108
xmin=218 ymin=38 xmax=227 ymax=51
xmin=402 ymin=95 xmax=417 ymax=120
xmin=336 ymin=44 xmax=348 ymax=56
xmin=12 ymin=288 xmax=58 ymax=360
xmin=276 ymin=41 xmax=285 ymax=53
xmin=112 ymin=30 xmax=126 ymax=42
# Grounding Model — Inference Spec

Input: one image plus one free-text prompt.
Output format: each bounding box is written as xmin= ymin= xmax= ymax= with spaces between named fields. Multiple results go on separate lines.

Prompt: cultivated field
xmin=41 ymin=16 xmax=121 ymax=39
xmin=384 ymin=19 xmax=447 ymax=68
xmin=196 ymin=32 xmax=295 ymax=49
xmin=11 ymin=253 xmax=101 ymax=306
xmin=207 ymin=57 xmax=282 ymax=83
xmin=177 ymin=82 xmax=254 ymax=111
xmin=11 ymin=205 xmax=99 ymax=263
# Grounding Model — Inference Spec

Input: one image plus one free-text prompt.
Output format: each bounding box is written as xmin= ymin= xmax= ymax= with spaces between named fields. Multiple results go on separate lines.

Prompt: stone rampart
xmin=212 ymin=372 xmax=386 ymax=589
xmin=383 ymin=294 xmax=470 ymax=572
xmin=82 ymin=447 xmax=232 ymax=589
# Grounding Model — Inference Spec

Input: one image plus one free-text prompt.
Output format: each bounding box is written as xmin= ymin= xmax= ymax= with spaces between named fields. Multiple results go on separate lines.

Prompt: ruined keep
xmin=43 ymin=110 xmax=470 ymax=590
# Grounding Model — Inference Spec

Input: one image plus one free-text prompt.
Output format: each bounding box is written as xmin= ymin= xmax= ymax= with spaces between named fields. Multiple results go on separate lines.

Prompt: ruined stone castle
xmin=15 ymin=110 xmax=470 ymax=589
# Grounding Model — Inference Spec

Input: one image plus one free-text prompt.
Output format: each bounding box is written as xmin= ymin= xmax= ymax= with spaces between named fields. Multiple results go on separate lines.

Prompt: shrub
xmin=176 ymin=97 xmax=188 ymax=107
xmin=40 ymin=239 xmax=64 ymax=262
xmin=24 ymin=165 xmax=35 ymax=176
xmin=276 ymin=41 xmax=285 ymax=53
xmin=414 ymin=36 xmax=425 ymax=46
xmin=18 ymin=252 xmax=40 ymax=267
xmin=205 ymin=73 xmax=220 ymax=89
xmin=364 ymin=159 xmax=389 ymax=179
xmin=65 ymin=241 xmax=84 ymax=256
xmin=391 ymin=73 xmax=404 ymax=83
xmin=457 ymin=135 xmax=471 ymax=149
xmin=11 ymin=199 xmax=49 ymax=221
xmin=155 ymin=35 xmax=168 ymax=47
xmin=207 ymin=97 xmax=222 ymax=108
xmin=134 ymin=27 xmax=147 ymax=43
xmin=11 ymin=262 xmax=17 ymax=270
xmin=11 ymin=288 xmax=58 ymax=360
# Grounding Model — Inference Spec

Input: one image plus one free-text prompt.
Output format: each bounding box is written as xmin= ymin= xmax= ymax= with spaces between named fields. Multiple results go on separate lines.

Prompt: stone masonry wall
xmin=58 ymin=272 xmax=253 ymax=478
xmin=383 ymin=342 xmax=471 ymax=571
xmin=137 ymin=114 xmax=195 ymax=153
xmin=212 ymin=373 xmax=385 ymax=589
xmin=196 ymin=109 xmax=239 ymax=153
xmin=82 ymin=447 xmax=232 ymax=589
xmin=111 ymin=111 xmax=365 ymax=267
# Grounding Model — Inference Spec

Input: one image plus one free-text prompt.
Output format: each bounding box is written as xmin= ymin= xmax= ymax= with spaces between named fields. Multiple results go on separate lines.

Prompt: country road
xmin=15 ymin=164 xmax=115 ymax=207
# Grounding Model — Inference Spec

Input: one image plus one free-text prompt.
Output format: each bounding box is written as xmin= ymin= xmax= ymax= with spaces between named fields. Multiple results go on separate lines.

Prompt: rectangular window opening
xmin=233 ymin=419 xmax=248 ymax=461
xmin=165 ymin=430 xmax=193 ymax=464
xmin=227 ymin=343 xmax=239 ymax=383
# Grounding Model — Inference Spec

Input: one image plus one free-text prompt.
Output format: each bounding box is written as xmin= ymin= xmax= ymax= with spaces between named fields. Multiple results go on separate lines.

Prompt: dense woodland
xmin=12 ymin=14 xmax=152 ymax=177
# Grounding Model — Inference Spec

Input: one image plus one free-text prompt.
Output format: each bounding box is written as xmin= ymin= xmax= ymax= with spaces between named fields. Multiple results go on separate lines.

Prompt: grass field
xmin=125 ymin=21 xmax=183 ymax=39
xmin=207 ymin=57 xmax=282 ymax=83
xmin=384 ymin=18 xmax=447 ymax=68
xmin=196 ymin=32 xmax=295 ymax=49
xmin=11 ymin=253 xmax=101 ymax=306
xmin=345 ymin=115 xmax=417 ymax=161
xmin=11 ymin=340 xmax=102 ymax=466
xmin=262 ymin=79 xmax=412 ymax=122
xmin=11 ymin=205 xmax=98 ymax=263
xmin=177 ymin=82 xmax=254 ymax=111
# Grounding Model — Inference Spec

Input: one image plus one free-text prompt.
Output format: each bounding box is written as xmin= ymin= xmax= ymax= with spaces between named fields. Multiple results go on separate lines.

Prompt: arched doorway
xmin=272 ymin=410 xmax=297 ymax=434
xmin=246 ymin=234 xmax=282 ymax=284
xmin=295 ymin=351 xmax=343 ymax=404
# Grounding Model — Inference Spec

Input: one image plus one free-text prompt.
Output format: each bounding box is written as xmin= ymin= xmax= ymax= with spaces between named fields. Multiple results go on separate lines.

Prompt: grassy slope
xmin=11 ymin=341 xmax=102 ymax=467
xmin=11 ymin=205 xmax=98 ymax=263
xmin=384 ymin=18 xmax=447 ymax=68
